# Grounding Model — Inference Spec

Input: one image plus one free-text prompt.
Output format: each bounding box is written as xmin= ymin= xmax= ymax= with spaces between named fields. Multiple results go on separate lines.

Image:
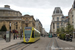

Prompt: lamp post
xmin=6 ymin=22 xmax=11 ymax=42
xmin=9 ymin=22 xmax=11 ymax=41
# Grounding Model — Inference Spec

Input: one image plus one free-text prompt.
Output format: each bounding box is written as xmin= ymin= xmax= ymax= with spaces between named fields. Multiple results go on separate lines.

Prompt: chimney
xmin=4 ymin=5 xmax=10 ymax=9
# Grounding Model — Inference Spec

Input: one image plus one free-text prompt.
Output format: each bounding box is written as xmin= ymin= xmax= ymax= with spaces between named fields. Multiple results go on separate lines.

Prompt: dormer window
xmin=56 ymin=10 xmax=59 ymax=13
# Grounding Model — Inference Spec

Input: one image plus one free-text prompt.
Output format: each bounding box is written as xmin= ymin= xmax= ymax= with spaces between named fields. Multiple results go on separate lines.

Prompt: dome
xmin=0 ymin=5 xmax=16 ymax=11
xmin=53 ymin=7 xmax=62 ymax=14
xmin=0 ymin=5 xmax=22 ymax=17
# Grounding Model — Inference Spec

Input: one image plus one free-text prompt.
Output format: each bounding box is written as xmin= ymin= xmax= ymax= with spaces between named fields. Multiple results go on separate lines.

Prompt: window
xmin=32 ymin=31 xmax=34 ymax=38
xmin=57 ymin=26 xmax=59 ymax=28
xmin=61 ymin=23 xmax=62 ymax=26
xmin=25 ymin=30 xmax=31 ymax=38
xmin=53 ymin=18 xmax=54 ymax=20
xmin=72 ymin=15 xmax=73 ymax=17
xmin=62 ymin=20 xmax=64 ymax=22
xmin=26 ymin=24 xmax=28 ymax=27
xmin=57 ymin=23 xmax=59 ymax=25
xmin=16 ymin=25 xmax=18 ymax=29
xmin=57 ymin=17 xmax=59 ymax=21
xmin=53 ymin=23 xmax=55 ymax=29
xmin=56 ymin=10 xmax=59 ymax=13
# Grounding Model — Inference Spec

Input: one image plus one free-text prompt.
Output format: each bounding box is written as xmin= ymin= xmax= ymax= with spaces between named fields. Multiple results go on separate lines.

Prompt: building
xmin=42 ymin=28 xmax=46 ymax=36
xmin=61 ymin=16 xmax=68 ymax=28
xmin=69 ymin=0 xmax=75 ymax=28
xmin=0 ymin=5 xmax=36 ymax=33
xmin=68 ymin=8 xmax=73 ymax=25
xmin=0 ymin=5 xmax=22 ymax=33
xmin=50 ymin=7 xmax=68 ymax=35
xmin=35 ymin=19 xmax=42 ymax=35
xmin=22 ymin=14 xmax=35 ymax=28
xmin=68 ymin=0 xmax=75 ymax=38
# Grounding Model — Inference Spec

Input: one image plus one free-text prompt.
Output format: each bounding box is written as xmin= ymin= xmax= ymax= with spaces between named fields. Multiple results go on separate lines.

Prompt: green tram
xmin=23 ymin=27 xmax=40 ymax=43
xmin=48 ymin=33 xmax=52 ymax=38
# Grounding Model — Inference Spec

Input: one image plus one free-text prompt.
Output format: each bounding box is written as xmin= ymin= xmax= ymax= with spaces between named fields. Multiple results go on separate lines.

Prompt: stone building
xmin=0 ymin=5 xmax=22 ymax=33
xmin=42 ymin=28 xmax=46 ymax=36
xmin=35 ymin=19 xmax=42 ymax=35
xmin=68 ymin=0 xmax=75 ymax=38
xmin=50 ymin=7 xmax=68 ymax=35
xmin=68 ymin=8 xmax=73 ymax=25
xmin=0 ymin=5 xmax=36 ymax=33
xmin=22 ymin=14 xmax=35 ymax=28
xmin=68 ymin=0 xmax=75 ymax=28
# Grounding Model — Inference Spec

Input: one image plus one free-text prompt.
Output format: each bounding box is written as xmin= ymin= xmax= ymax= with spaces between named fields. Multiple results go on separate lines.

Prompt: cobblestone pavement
xmin=1 ymin=37 xmax=75 ymax=50
xmin=23 ymin=37 xmax=51 ymax=50
xmin=24 ymin=37 xmax=75 ymax=50
xmin=0 ymin=38 xmax=23 ymax=50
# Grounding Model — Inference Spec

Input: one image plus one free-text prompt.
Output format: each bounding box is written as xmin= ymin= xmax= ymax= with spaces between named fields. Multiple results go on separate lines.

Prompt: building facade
xmin=42 ymin=28 xmax=46 ymax=36
xmin=68 ymin=0 xmax=75 ymax=38
xmin=0 ymin=5 xmax=22 ymax=33
xmin=50 ymin=7 xmax=68 ymax=35
xmin=22 ymin=14 xmax=35 ymax=28
xmin=35 ymin=19 xmax=42 ymax=35
xmin=0 ymin=5 xmax=36 ymax=33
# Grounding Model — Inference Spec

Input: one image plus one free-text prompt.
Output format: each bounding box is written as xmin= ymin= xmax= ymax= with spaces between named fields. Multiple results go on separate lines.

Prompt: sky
xmin=0 ymin=0 xmax=74 ymax=32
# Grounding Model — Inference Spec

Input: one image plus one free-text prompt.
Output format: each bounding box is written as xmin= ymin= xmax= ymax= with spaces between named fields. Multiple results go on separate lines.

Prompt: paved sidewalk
xmin=56 ymin=38 xmax=75 ymax=47
xmin=0 ymin=38 xmax=23 ymax=50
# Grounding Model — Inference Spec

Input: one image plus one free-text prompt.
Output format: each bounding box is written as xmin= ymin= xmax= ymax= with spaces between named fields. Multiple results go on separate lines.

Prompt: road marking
xmin=46 ymin=38 xmax=52 ymax=50
xmin=51 ymin=38 xmax=55 ymax=50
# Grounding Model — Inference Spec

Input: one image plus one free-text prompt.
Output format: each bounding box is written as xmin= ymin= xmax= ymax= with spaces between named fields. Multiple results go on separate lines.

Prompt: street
xmin=47 ymin=37 xmax=75 ymax=50
xmin=2 ymin=37 xmax=75 ymax=50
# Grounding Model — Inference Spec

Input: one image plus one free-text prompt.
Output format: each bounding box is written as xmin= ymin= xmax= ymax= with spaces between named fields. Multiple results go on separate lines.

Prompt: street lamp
xmin=9 ymin=22 xmax=11 ymax=41
xmin=6 ymin=22 xmax=11 ymax=42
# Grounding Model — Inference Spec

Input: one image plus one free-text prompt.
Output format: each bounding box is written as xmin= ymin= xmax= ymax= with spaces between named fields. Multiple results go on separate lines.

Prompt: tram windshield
xmin=25 ymin=30 xmax=31 ymax=38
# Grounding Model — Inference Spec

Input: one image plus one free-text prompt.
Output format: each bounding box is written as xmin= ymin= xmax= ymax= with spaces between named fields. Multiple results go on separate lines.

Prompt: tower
xmin=51 ymin=7 xmax=63 ymax=35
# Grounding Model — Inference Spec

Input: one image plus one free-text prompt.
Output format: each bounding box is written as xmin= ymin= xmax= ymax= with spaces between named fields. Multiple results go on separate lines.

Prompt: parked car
xmin=65 ymin=34 xmax=72 ymax=42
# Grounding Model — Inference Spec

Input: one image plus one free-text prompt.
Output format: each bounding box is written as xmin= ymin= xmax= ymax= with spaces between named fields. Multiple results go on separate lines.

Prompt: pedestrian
xmin=16 ymin=34 xmax=17 ymax=39
xmin=4 ymin=35 xmax=6 ymax=40
xmin=20 ymin=33 xmax=22 ymax=39
xmin=14 ymin=33 xmax=15 ymax=40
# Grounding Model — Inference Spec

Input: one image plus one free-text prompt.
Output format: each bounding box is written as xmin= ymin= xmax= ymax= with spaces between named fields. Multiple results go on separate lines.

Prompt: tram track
xmin=2 ymin=42 xmax=32 ymax=50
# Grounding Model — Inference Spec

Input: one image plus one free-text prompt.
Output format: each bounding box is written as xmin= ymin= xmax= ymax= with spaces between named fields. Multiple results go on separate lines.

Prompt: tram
xmin=48 ymin=33 xmax=52 ymax=38
xmin=23 ymin=27 xmax=40 ymax=43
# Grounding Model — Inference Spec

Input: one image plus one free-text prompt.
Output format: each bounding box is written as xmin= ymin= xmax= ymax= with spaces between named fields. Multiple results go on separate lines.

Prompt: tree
xmin=56 ymin=27 xmax=65 ymax=34
xmin=61 ymin=27 xmax=65 ymax=34
xmin=56 ymin=28 xmax=60 ymax=34
xmin=65 ymin=25 xmax=74 ymax=34
xmin=0 ymin=25 xmax=7 ymax=31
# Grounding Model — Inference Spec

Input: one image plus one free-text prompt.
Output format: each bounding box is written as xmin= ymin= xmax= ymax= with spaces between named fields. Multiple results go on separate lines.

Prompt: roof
xmin=0 ymin=7 xmax=16 ymax=11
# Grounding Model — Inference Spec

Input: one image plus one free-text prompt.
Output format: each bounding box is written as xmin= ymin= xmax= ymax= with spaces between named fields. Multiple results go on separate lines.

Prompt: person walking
xmin=15 ymin=34 xmax=17 ymax=39
xmin=13 ymin=33 xmax=15 ymax=40
xmin=20 ymin=33 xmax=22 ymax=40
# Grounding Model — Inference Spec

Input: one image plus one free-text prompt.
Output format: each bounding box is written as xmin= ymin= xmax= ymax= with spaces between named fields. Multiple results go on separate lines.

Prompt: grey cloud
xmin=0 ymin=0 xmax=74 ymax=8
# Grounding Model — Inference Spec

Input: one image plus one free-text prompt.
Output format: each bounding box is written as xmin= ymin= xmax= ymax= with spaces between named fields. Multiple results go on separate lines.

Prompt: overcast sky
xmin=0 ymin=0 xmax=74 ymax=32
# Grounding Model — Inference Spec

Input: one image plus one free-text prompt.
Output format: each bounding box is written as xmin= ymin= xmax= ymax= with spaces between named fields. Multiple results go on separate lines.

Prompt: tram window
xmin=32 ymin=31 xmax=34 ymax=38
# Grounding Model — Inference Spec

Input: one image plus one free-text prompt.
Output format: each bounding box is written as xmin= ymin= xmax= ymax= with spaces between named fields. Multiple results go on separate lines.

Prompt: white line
xmin=46 ymin=39 xmax=52 ymax=50
xmin=51 ymin=39 xmax=55 ymax=50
